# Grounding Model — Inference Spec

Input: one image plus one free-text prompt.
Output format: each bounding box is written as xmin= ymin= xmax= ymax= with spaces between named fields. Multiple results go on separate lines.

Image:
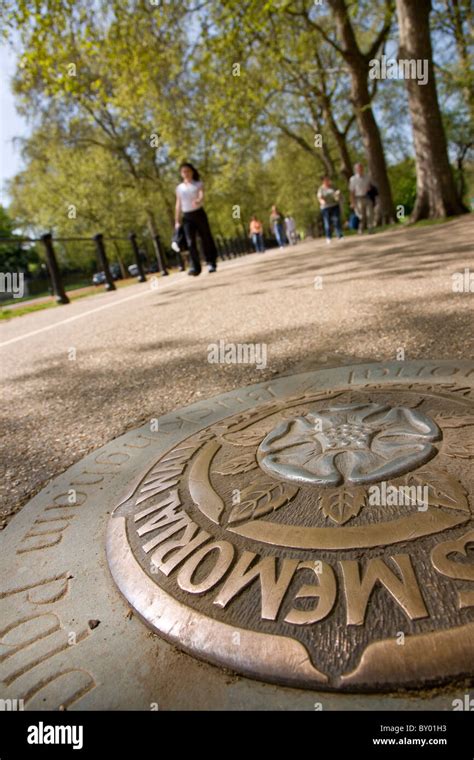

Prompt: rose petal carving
xmin=257 ymin=403 xmax=441 ymax=487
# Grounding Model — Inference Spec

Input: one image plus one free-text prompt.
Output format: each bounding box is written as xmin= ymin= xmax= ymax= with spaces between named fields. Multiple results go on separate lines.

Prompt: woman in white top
xmin=175 ymin=163 xmax=217 ymax=276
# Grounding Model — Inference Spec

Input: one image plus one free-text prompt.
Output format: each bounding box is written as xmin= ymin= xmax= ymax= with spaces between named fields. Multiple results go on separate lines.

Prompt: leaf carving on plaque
xmin=222 ymin=429 xmax=267 ymax=447
xmin=435 ymin=414 xmax=474 ymax=428
xmin=317 ymin=486 xmax=366 ymax=525
xmin=409 ymin=468 xmax=469 ymax=512
xmin=214 ymin=453 xmax=258 ymax=475
xmin=227 ymin=480 xmax=299 ymax=526
xmin=444 ymin=442 xmax=474 ymax=459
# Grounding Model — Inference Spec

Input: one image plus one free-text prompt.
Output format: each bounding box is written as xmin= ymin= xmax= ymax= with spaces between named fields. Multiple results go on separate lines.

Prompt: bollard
xmin=153 ymin=233 xmax=169 ymax=276
xmin=129 ymin=233 xmax=147 ymax=282
xmin=94 ymin=234 xmax=116 ymax=291
xmin=216 ymin=238 xmax=225 ymax=261
xmin=222 ymin=238 xmax=230 ymax=259
xmin=41 ymin=233 xmax=70 ymax=304
xmin=219 ymin=237 xmax=228 ymax=260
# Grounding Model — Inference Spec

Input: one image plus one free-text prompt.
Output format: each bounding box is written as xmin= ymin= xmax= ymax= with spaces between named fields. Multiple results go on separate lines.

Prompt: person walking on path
xmin=367 ymin=182 xmax=380 ymax=226
xmin=269 ymin=206 xmax=286 ymax=248
xmin=284 ymin=215 xmax=298 ymax=245
xmin=317 ymin=176 xmax=343 ymax=243
xmin=175 ymin=162 xmax=218 ymax=276
xmin=349 ymin=163 xmax=374 ymax=234
xmin=249 ymin=216 xmax=265 ymax=252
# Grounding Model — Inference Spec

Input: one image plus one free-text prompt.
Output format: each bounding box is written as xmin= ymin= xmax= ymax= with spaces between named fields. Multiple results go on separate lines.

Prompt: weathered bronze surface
xmin=107 ymin=364 xmax=474 ymax=691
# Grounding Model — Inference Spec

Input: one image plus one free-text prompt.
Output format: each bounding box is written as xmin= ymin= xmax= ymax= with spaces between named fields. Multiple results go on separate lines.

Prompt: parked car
xmin=92 ymin=271 xmax=106 ymax=286
xmin=128 ymin=264 xmax=139 ymax=277
xmin=127 ymin=260 xmax=161 ymax=278
xmin=92 ymin=264 xmax=122 ymax=285
xmin=109 ymin=263 xmax=122 ymax=280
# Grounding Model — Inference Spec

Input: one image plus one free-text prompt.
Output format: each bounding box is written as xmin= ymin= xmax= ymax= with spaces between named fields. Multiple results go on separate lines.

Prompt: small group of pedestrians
xmin=266 ymin=207 xmax=298 ymax=249
xmin=171 ymin=159 xmax=380 ymax=279
xmin=248 ymin=208 xmax=298 ymax=253
xmin=173 ymin=162 xmax=300 ymax=275
xmin=316 ymin=163 xmax=378 ymax=243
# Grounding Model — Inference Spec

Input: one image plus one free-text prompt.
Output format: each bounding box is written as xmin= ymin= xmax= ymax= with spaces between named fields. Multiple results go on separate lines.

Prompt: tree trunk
xmin=305 ymin=100 xmax=338 ymax=177
xmin=396 ymin=0 xmax=468 ymax=219
xmin=329 ymin=0 xmax=396 ymax=224
xmin=317 ymin=124 xmax=338 ymax=179
xmin=350 ymin=67 xmax=395 ymax=223
xmin=449 ymin=0 xmax=474 ymax=125
xmin=314 ymin=52 xmax=354 ymax=180
xmin=322 ymin=98 xmax=354 ymax=181
xmin=456 ymin=156 xmax=466 ymax=199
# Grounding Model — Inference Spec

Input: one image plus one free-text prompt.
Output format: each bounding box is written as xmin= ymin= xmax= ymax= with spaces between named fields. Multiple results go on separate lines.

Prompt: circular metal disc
xmin=106 ymin=361 xmax=474 ymax=692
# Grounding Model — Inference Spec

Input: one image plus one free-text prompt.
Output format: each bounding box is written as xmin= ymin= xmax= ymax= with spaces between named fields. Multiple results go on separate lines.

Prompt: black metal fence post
xmin=220 ymin=237 xmax=228 ymax=260
xmin=129 ymin=233 xmax=147 ymax=282
xmin=41 ymin=233 xmax=70 ymax=304
xmin=216 ymin=237 xmax=224 ymax=260
xmin=152 ymin=233 xmax=169 ymax=276
xmin=94 ymin=233 xmax=116 ymax=291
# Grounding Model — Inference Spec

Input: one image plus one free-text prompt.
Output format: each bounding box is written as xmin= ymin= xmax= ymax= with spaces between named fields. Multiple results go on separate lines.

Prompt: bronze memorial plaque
xmin=106 ymin=364 xmax=474 ymax=691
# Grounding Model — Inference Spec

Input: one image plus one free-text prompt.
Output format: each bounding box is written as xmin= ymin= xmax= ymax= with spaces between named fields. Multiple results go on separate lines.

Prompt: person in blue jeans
xmin=317 ymin=176 xmax=343 ymax=243
xmin=249 ymin=216 xmax=265 ymax=252
xmin=269 ymin=206 xmax=286 ymax=247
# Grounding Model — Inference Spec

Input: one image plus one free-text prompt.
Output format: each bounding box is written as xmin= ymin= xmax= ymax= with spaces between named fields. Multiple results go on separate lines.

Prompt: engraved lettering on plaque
xmin=106 ymin=369 xmax=474 ymax=691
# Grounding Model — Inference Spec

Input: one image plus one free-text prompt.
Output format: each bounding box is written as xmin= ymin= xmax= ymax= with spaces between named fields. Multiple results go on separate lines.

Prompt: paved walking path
xmin=1 ymin=217 xmax=473 ymax=524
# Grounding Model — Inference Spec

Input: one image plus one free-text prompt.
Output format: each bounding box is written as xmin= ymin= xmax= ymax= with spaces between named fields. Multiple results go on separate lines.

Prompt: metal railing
xmin=0 ymin=229 xmax=274 ymax=305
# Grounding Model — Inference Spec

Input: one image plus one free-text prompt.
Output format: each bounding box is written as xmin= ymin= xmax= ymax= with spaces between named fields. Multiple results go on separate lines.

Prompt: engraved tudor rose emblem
xmin=257 ymin=403 xmax=440 ymax=486
xmin=107 ymin=365 xmax=474 ymax=693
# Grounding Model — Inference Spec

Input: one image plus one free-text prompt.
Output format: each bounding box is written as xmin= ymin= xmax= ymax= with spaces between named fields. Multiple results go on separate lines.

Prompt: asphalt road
xmin=1 ymin=217 xmax=473 ymax=525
